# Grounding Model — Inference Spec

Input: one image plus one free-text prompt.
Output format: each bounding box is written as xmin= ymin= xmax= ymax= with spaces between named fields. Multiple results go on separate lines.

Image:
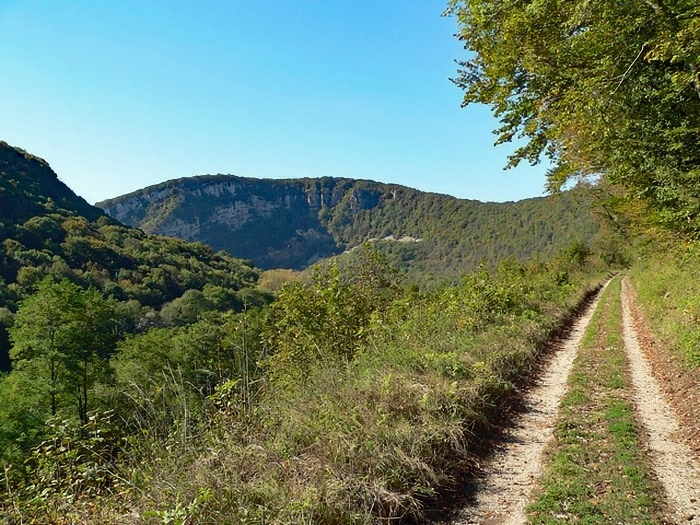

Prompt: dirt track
xmin=621 ymin=277 xmax=700 ymax=525
xmin=452 ymin=281 xmax=610 ymax=525
xmin=451 ymin=278 xmax=700 ymax=525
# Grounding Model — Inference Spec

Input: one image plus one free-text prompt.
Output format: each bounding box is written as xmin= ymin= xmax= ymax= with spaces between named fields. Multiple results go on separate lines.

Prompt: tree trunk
xmin=80 ymin=355 xmax=89 ymax=426
xmin=50 ymin=356 xmax=57 ymax=417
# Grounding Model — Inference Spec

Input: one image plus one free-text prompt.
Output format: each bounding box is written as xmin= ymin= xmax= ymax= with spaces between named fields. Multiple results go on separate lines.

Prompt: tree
xmin=64 ymin=287 xmax=119 ymax=425
xmin=264 ymin=250 xmax=401 ymax=379
xmin=9 ymin=278 xmax=119 ymax=425
xmin=449 ymin=0 xmax=700 ymax=233
xmin=10 ymin=279 xmax=74 ymax=417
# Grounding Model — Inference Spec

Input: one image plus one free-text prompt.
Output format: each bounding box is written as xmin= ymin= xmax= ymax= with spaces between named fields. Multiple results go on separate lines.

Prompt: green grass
xmin=528 ymin=278 xmax=663 ymax=525
xmin=629 ymin=242 xmax=700 ymax=368
xmin=108 ymin=269 xmax=602 ymax=525
xmin=1 ymin=263 xmax=609 ymax=525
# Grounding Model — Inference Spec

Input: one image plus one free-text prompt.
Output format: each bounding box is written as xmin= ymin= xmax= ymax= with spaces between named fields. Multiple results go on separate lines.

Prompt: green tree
xmin=449 ymin=0 xmax=700 ymax=233
xmin=64 ymin=288 xmax=119 ymax=425
xmin=0 ymin=370 xmax=49 ymax=463
xmin=10 ymin=279 xmax=73 ymax=417
xmin=9 ymin=278 xmax=119 ymax=425
xmin=265 ymin=250 xmax=401 ymax=379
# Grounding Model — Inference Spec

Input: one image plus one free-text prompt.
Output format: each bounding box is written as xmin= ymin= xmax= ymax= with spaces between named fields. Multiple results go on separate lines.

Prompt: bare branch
xmin=609 ymin=44 xmax=647 ymax=100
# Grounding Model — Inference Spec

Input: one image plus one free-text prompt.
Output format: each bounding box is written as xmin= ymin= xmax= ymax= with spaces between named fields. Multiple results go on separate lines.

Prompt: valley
xmin=2 ymin=0 xmax=700 ymax=522
xmin=1 ymin=139 xmax=699 ymax=525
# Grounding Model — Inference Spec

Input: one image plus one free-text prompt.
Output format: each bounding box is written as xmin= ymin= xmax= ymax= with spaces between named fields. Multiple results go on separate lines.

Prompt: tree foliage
xmin=449 ymin=0 xmax=700 ymax=234
xmin=9 ymin=279 xmax=119 ymax=425
xmin=264 ymin=247 xmax=401 ymax=378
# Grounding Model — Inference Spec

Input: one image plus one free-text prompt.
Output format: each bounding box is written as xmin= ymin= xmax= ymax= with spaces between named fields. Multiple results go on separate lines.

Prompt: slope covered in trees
xmin=0 ymin=142 xmax=266 ymax=371
xmin=0 ymin=142 xmax=620 ymax=524
xmin=98 ymin=174 xmax=600 ymax=278
xmin=0 ymin=142 xmax=102 ymax=226
xmin=1 ymin=242 xmax=612 ymax=524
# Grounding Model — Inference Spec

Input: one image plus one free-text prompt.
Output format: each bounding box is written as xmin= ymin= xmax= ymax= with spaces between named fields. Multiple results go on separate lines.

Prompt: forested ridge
xmin=98 ymin=174 xmax=599 ymax=278
xmin=0 ymin=142 xmax=269 ymax=372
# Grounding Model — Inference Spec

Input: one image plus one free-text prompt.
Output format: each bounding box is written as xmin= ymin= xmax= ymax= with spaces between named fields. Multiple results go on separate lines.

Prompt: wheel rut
xmin=621 ymin=277 xmax=700 ymax=525
xmin=451 ymin=280 xmax=611 ymax=525
xmin=449 ymin=277 xmax=700 ymax=525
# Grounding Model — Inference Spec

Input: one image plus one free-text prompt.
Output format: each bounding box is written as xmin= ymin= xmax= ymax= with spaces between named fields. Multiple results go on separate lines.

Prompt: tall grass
xmin=2 ymin=260 xmax=606 ymax=524
xmin=97 ymin=265 xmax=601 ymax=524
xmin=629 ymin=242 xmax=700 ymax=367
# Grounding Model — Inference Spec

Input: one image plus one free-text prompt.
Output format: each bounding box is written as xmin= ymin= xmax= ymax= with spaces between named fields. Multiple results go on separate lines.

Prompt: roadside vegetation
xmin=629 ymin=241 xmax=700 ymax=369
xmin=528 ymin=278 xmax=663 ymax=524
xmin=0 ymin=243 xmax=611 ymax=524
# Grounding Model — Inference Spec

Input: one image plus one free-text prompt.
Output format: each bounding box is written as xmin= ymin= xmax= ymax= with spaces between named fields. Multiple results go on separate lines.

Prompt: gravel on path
xmin=621 ymin=277 xmax=700 ymax=525
xmin=452 ymin=281 xmax=610 ymax=525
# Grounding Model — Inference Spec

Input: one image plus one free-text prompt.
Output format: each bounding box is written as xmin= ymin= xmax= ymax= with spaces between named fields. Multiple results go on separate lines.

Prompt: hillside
xmin=0 ymin=142 xmax=265 ymax=370
xmin=0 ymin=142 xmax=103 ymax=227
xmin=98 ymin=175 xmax=599 ymax=278
xmin=5 ymin=0 xmax=700 ymax=520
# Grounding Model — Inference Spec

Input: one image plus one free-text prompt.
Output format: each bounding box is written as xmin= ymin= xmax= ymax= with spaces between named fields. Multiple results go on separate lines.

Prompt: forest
xmin=98 ymin=174 xmax=600 ymax=280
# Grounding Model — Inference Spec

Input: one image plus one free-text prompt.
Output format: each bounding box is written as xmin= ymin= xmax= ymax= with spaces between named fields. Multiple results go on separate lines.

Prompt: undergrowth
xmin=629 ymin=241 xmax=700 ymax=368
xmin=1 ymin=255 xmax=607 ymax=524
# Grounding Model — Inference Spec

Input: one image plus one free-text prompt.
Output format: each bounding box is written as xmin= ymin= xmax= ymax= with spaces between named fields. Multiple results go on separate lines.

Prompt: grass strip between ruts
xmin=527 ymin=277 xmax=664 ymax=525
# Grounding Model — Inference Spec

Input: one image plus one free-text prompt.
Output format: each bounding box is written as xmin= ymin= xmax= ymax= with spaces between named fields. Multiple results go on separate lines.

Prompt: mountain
xmin=98 ymin=175 xmax=600 ymax=278
xmin=0 ymin=142 xmax=103 ymax=226
xmin=0 ymin=142 xmax=265 ymax=371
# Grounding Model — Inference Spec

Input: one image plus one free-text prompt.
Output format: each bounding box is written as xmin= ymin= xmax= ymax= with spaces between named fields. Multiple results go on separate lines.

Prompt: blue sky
xmin=0 ymin=0 xmax=550 ymax=204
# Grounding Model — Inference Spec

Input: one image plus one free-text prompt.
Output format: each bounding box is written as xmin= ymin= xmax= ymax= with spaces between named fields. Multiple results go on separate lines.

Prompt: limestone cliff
xmin=98 ymin=175 xmax=600 ymax=274
xmin=99 ymin=176 xmax=381 ymax=269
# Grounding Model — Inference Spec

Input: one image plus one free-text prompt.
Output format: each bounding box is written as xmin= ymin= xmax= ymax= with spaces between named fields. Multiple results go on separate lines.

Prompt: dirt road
xmin=451 ymin=277 xmax=700 ymax=525
xmin=452 ymin=281 xmax=610 ymax=525
xmin=621 ymin=277 xmax=700 ymax=525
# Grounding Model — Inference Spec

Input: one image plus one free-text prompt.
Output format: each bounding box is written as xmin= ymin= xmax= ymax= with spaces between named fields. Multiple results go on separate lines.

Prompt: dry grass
xmin=2 ymin=266 xmax=605 ymax=525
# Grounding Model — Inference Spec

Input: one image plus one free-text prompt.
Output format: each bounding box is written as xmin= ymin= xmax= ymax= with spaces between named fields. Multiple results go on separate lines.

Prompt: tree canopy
xmin=9 ymin=278 xmax=119 ymax=425
xmin=449 ymin=0 xmax=700 ymax=234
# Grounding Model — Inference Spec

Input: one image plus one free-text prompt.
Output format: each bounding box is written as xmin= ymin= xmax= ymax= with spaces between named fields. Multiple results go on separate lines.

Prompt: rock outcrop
xmin=98 ymin=174 xmax=599 ymax=274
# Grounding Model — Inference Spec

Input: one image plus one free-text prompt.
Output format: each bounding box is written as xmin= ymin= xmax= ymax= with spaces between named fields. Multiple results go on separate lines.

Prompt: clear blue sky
xmin=0 ymin=0 xmax=550 ymax=204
